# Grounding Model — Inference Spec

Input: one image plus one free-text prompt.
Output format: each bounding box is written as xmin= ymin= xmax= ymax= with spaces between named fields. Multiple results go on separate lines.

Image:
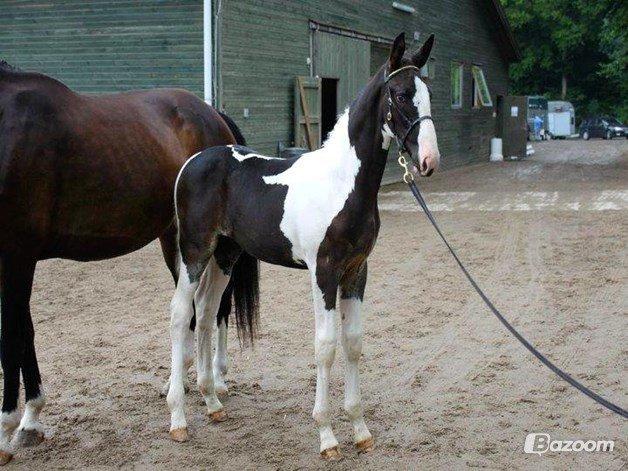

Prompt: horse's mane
xmin=0 ymin=60 xmax=19 ymax=73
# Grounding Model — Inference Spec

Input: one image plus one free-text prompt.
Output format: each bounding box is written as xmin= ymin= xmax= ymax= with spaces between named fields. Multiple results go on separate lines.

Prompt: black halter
xmin=384 ymin=65 xmax=433 ymax=158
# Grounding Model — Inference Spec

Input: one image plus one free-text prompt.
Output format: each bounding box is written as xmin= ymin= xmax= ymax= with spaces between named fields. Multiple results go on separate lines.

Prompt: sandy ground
xmin=4 ymin=139 xmax=627 ymax=469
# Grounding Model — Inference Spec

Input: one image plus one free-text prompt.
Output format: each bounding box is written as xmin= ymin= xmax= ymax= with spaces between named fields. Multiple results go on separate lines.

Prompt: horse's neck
xmin=348 ymin=81 xmax=388 ymax=205
xmin=317 ymin=76 xmax=387 ymax=206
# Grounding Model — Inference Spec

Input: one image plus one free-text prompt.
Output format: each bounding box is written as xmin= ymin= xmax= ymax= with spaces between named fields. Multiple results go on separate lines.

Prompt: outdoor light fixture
xmin=392 ymin=2 xmax=416 ymax=14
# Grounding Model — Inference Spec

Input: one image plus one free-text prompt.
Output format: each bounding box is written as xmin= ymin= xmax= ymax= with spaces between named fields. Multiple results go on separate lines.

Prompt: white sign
xmin=511 ymin=106 xmax=519 ymax=117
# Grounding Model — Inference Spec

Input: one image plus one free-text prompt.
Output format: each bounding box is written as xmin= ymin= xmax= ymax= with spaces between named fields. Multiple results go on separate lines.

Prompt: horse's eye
xmin=396 ymin=94 xmax=406 ymax=103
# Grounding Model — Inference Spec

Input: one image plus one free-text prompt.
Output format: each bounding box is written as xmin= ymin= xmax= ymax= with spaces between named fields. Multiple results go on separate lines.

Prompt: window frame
xmin=471 ymin=65 xmax=493 ymax=108
xmin=421 ymin=58 xmax=436 ymax=80
xmin=450 ymin=61 xmax=463 ymax=109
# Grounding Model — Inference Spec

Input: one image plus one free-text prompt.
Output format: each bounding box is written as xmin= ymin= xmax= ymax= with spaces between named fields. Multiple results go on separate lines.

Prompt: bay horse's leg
xmin=339 ymin=263 xmax=373 ymax=453
xmin=194 ymin=258 xmax=231 ymax=421
xmin=309 ymin=267 xmax=341 ymax=460
xmin=166 ymin=258 xmax=200 ymax=442
xmin=159 ymin=226 xmax=193 ymax=397
xmin=0 ymin=256 xmax=37 ymax=464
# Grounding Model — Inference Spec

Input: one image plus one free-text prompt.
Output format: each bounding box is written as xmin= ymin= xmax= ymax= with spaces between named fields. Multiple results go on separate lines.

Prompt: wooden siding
xmin=218 ymin=0 xmax=510 ymax=171
xmin=0 ymin=0 xmax=203 ymax=95
xmin=314 ymin=32 xmax=371 ymax=112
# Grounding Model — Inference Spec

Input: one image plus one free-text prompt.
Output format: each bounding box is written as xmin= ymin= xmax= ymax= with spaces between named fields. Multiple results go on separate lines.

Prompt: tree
xmin=502 ymin=0 xmax=627 ymax=122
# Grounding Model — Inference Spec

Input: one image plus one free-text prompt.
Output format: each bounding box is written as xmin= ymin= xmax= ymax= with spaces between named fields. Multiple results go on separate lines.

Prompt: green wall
xmin=218 ymin=0 xmax=512 ymax=171
xmin=1 ymin=0 xmax=513 ymax=174
xmin=0 ymin=0 xmax=204 ymax=95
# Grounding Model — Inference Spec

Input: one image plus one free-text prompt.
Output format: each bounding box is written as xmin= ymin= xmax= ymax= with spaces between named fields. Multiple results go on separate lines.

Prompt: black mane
xmin=0 ymin=60 xmax=19 ymax=73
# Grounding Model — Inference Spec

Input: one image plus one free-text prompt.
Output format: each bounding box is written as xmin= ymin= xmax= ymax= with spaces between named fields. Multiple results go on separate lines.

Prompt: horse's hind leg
xmin=159 ymin=224 xmax=193 ymax=397
xmin=0 ymin=256 xmax=38 ymax=464
xmin=166 ymin=255 xmax=201 ymax=442
xmin=194 ymin=256 xmax=233 ymax=421
xmin=213 ymin=292 xmax=231 ymax=394
xmin=15 ymin=318 xmax=46 ymax=449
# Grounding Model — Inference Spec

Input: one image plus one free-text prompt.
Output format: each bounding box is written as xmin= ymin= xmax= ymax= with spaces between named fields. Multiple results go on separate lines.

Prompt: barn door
xmin=315 ymin=32 xmax=371 ymax=111
xmin=294 ymin=76 xmax=321 ymax=150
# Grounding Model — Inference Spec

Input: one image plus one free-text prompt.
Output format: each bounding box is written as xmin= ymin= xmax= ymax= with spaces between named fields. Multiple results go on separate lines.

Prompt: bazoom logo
xmin=524 ymin=433 xmax=614 ymax=455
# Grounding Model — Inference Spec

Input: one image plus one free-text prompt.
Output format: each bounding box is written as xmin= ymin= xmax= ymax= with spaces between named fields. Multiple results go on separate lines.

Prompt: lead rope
xmin=398 ymin=156 xmax=627 ymax=419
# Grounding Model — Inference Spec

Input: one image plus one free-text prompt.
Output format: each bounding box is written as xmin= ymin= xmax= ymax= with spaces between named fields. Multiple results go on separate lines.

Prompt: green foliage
xmin=502 ymin=0 xmax=627 ymax=122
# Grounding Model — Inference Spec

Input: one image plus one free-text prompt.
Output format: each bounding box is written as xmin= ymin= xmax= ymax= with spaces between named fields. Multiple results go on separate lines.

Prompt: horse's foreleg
xmin=166 ymin=261 xmax=199 ymax=442
xmin=310 ymin=268 xmax=340 ymax=460
xmin=194 ymin=259 xmax=230 ymax=421
xmin=339 ymin=263 xmax=372 ymax=453
xmin=0 ymin=256 xmax=37 ymax=464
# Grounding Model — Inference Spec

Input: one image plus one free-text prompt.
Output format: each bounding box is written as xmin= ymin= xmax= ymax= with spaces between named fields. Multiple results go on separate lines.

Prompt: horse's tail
xmin=218 ymin=111 xmax=247 ymax=146
xmin=214 ymin=111 xmax=257 ymax=343
xmin=217 ymin=253 xmax=260 ymax=345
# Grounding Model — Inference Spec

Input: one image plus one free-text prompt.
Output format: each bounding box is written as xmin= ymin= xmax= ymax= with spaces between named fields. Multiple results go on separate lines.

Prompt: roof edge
xmin=488 ymin=0 xmax=521 ymax=62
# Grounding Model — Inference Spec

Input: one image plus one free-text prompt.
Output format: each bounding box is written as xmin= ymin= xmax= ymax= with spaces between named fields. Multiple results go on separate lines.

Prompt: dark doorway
xmin=321 ymin=78 xmax=338 ymax=142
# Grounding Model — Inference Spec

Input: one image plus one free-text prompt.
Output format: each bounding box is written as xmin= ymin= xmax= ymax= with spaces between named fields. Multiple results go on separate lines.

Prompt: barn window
xmin=450 ymin=62 xmax=463 ymax=108
xmin=421 ymin=58 xmax=435 ymax=80
xmin=471 ymin=66 xmax=492 ymax=107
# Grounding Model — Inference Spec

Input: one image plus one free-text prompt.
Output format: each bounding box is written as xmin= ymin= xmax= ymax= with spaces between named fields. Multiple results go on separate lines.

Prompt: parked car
xmin=579 ymin=117 xmax=627 ymax=140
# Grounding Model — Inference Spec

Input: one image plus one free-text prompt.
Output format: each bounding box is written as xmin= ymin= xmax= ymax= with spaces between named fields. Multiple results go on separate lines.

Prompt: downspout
xmin=203 ymin=0 xmax=213 ymax=104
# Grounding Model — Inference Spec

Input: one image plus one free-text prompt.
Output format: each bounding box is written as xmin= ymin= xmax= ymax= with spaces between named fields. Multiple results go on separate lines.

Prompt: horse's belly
xmin=41 ymin=233 xmax=158 ymax=261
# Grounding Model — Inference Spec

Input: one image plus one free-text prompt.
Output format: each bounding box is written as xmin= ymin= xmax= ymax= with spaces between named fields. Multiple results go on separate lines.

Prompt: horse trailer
xmin=548 ymin=100 xmax=576 ymax=137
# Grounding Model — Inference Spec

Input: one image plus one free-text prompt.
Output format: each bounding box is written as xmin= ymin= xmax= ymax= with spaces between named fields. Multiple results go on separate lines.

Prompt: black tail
xmin=218 ymin=111 xmax=247 ymax=146
xmin=217 ymin=253 xmax=260 ymax=345
xmin=214 ymin=112 xmax=258 ymax=343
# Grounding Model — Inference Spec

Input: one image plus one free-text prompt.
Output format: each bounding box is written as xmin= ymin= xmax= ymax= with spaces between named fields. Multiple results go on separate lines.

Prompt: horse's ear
xmin=388 ymin=32 xmax=406 ymax=71
xmin=412 ymin=34 xmax=435 ymax=68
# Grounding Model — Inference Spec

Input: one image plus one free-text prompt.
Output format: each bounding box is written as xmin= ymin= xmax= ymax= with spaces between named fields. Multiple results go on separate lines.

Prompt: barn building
xmin=1 ymin=0 xmax=519 ymax=181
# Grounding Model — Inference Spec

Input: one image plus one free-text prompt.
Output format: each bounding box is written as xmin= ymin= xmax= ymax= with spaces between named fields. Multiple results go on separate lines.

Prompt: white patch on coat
xmin=228 ymin=145 xmax=282 ymax=162
xmin=413 ymin=76 xmax=440 ymax=165
xmin=263 ymin=110 xmax=361 ymax=265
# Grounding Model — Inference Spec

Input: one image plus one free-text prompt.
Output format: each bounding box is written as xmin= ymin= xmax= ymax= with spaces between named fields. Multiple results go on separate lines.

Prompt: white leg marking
xmin=213 ymin=318 xmax=228 ymax=394
xmin=310 ymin=272 xmax=339 ymax=454
xmin=195 ymin=259 xmax=230 ymax=414
xmin=0 ymin=410 xmax=20 ymax=453
xmin=167 ymin=263 xmax=199 ymax=434
xmin=339 ymin=298 xmax=372 ymax=445
xmin=17 ymin=391 xmax=45 ymax=434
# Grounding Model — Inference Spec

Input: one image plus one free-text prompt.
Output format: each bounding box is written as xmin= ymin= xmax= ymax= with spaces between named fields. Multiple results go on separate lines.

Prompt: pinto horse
xmin=0 ymin=61 xmax=256 ymax=464
xmin=168 ymin=33 xmax=439 ymax=458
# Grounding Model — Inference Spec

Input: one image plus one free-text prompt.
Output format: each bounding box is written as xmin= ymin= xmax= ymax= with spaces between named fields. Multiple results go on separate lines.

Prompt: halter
xmin=384 ymin=65 xmax=433 ymax=181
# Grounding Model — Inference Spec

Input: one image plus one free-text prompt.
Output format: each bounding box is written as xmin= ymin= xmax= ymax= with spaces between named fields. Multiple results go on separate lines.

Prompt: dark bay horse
xmin=0 ymin=61 xmax=256 ymax=464
xmin=167 ymin=33 xmax=439 ymax=459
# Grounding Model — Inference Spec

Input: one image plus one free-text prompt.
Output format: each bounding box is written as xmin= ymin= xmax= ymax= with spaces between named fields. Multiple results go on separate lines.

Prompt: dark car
xmin=579 ymin=116 xmax=627 ymax=140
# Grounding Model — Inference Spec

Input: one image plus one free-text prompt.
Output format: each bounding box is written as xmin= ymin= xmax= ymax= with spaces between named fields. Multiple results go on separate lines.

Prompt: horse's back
xmin=0 ymin=72 xmax=235 ymax=260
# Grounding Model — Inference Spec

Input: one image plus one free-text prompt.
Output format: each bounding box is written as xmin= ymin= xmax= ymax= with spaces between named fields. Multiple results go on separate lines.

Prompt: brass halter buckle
xmin=397 ymin=153 xmax=414 ymax=183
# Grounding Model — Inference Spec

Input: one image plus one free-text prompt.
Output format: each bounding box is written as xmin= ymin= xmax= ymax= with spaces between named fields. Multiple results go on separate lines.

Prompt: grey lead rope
xmin=406 ymin=179 xmax=627 ymax=419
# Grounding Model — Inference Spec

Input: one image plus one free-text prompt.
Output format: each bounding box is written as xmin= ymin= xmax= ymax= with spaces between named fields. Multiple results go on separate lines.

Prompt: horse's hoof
xmin=320 ymin=446 xmax=341 ymax=460
xmin=355 ymin=436 xmax=374 ymax=453
xmin=0 ymin=451 xmax=13 ymax=466
xmin=169 ymin=427 xmax=189 ymax=442
xmin=209 ymin=410 xmax=227 ymax=423
xmin=15 ymin=428 xmax=45 ymax=448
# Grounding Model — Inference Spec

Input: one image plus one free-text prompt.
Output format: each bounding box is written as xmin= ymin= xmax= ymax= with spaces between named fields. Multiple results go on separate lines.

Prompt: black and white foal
xmin=167 ymin=33 xmax=440 ymax=458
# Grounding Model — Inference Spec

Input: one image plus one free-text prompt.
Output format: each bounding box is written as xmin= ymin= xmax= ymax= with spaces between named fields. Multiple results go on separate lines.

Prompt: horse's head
xmin=382 ymin=33 xmax=440 ymax=177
